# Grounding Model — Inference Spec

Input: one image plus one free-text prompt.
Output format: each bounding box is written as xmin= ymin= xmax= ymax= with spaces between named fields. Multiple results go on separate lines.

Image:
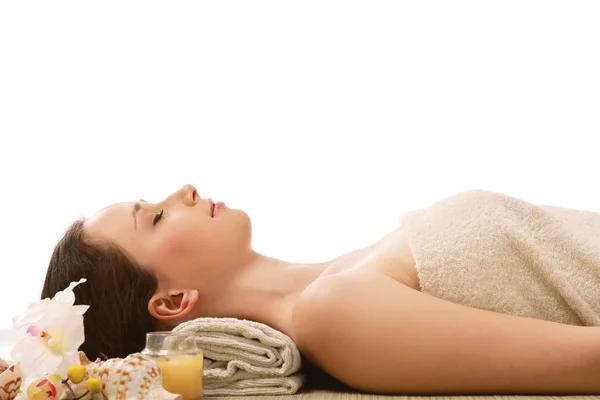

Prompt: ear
xmin=148 ymin=289 xmax=199 ymax=324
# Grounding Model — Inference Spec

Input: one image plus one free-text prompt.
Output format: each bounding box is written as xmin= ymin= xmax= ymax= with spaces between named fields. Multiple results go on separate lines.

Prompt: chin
xmin=228 ymin=206 xmax=250 ymax=221
xmin=233 ymin=209 xmax=253 ymax=244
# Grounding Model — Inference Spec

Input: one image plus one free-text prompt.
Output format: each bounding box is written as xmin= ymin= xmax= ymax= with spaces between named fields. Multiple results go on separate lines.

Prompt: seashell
xmin=0 ymin=359 xmax=8 ymax=374
xmin=79 ymin=353 xmax=181 ymax=400
xmin=78 ymin=352 xmax=92 ymax=366
xmin=0 ymin=359 xmax=22 ymax=400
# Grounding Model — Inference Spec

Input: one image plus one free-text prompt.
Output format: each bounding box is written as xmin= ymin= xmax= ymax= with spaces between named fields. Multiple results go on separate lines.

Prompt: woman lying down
xmin=41 ymin=186 xmax=600 ymax=395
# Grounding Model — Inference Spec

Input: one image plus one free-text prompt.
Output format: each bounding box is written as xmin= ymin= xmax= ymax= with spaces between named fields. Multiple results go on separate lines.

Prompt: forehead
xmin=84 ymin=202 xmax=137 ymax=249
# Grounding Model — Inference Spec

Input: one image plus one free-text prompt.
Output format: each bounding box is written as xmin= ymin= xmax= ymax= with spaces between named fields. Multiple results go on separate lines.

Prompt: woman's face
xmin=84 ymin=184 xmax=253 ymax=290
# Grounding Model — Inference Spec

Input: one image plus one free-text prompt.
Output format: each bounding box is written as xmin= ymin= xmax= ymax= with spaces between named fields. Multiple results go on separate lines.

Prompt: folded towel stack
xmin=172 ymin=317 xmax=305 ymax=397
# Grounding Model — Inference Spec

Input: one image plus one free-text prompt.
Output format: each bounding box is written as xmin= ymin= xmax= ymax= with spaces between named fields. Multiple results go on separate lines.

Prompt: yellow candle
xmin=153 ymin=354 xmax=204 ymax=400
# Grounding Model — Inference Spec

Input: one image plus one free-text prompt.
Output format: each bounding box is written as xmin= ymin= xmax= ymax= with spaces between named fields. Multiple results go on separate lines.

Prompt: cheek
xmin=155 ymin=228 xmax=192 ymax=259
xmin=150 ymin=216 xmax=240 ymax=269
xmin=146 ymin=232 xmax=195 ymax=283
xmin=152 ymin=222 xmax=210 ymax=261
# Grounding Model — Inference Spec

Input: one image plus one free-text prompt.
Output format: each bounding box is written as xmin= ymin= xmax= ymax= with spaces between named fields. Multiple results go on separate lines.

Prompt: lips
xmin=208 ymin=199 xmax=215 ymax=217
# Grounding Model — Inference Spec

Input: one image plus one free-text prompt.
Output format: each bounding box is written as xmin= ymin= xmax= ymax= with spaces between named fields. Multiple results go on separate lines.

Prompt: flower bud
xmin=86 ymin=377 xmax=103 ymax=394
xmin=67 ymin=364 xmax=86 ymax=384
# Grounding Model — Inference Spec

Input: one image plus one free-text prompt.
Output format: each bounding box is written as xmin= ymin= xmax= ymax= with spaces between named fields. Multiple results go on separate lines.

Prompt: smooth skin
xmin=294 ymin=273 xmax=600 ymax=394
xmin=86 ymin=184 xmax=600 ymax=395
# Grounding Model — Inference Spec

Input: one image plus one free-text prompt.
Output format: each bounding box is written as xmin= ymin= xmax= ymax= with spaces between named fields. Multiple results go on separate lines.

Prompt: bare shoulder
xmin=291 ymin=272 xmax=419 ymax=391
xmin=291 ymin=271 xmax=600 ymax=395
xmin=292 ymin=271 xmax=398 ymax=341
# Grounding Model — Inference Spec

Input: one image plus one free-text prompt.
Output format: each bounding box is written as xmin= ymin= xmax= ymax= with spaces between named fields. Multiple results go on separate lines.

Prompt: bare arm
xmin=293 ymin=272 xmax=600 ymax=395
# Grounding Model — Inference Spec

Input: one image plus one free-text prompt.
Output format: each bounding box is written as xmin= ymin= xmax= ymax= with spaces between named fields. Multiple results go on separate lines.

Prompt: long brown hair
xmin=41 ymin=219 xmax=161 ymax=360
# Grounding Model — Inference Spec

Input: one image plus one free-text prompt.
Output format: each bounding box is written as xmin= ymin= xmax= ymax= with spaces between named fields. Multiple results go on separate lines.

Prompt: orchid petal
xmin=10 ymin=335 xmax=40 ymax=362
xmin=9 ymin=279 xmax=89 ymax=380
xmin=0 ymin=328 xmax=26 ymax=357
xmin=12 ymin=279 xmax=87 ymax=330
xmin=60 ymin=315 xmax=85 ymax=351
xmin=12 ymin=302 xmax=51 ymax=329
xmin=72 ymin=305 xmax=90 ymax=316
xmin=11 ymin=336 xmax=61 ymax=378
xmin=54 ymin=351 xmax=81 ymax=378
xmin=30 ymin=348 xmax=62 ymax=379
xmin=52 ymin=278 xmax=86 ymax=305
xmin=43 ymin=313 xmax=85 ymax=352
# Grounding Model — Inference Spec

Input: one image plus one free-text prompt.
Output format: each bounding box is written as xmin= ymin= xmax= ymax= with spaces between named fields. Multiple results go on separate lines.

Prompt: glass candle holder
xmin=141 ymin=331 xmax=204 ymax=400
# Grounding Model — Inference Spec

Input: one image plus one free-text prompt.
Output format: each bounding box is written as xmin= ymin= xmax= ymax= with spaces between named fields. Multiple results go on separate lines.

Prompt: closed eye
xmin=153 ymin=210 xmax=164 ymax=226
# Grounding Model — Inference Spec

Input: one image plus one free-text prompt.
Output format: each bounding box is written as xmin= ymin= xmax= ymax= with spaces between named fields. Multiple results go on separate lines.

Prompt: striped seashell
xmin=83 ymin=353 xmax=181 ymax=400
xmin=0 ymin=358 xmax=8 ymax=374
xmin=0 ymin=360 xmax=21 ymax=400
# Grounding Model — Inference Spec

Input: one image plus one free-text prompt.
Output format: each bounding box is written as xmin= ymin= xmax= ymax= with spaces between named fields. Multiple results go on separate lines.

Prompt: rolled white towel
xmin=172 ymin=317 xmax=305 ymax=396
xmin=201 ymin=375 xmax=305 ymax=397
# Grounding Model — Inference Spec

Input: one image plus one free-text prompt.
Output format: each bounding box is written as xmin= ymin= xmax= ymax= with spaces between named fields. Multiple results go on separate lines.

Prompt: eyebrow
xmin=132 ymin=199 xmax=147 ymax=230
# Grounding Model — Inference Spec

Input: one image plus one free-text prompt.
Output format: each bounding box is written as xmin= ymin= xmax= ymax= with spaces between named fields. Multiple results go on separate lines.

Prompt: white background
xmin=1 ymin=1 xmax=599 ymax=358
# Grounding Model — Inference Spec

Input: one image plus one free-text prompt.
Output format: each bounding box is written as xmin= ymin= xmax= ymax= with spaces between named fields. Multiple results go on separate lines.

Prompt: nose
xmin=158 ymin=184 xmax=197 ymax=208
xmin=181 ymin=184 xmax=198 ymax=207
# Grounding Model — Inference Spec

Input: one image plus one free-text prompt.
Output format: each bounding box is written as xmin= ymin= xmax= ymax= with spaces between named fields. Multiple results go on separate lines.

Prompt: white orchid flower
xmin=10 ymin=278 xmax=89 ymax=379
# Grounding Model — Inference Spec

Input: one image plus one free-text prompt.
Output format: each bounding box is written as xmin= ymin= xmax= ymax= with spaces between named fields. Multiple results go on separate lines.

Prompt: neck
xmin=196 ymin=251 xmax=333 ymax=338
